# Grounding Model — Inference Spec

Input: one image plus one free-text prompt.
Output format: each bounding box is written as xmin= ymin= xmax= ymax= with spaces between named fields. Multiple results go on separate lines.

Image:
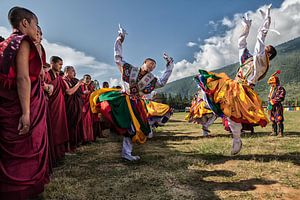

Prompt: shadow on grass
xmin=113 ymin=153 xmax=278 ymax=200
xmin=188 ymin=152 xmax=300 ymax=166
xmin=240 ymin=131 xmax=300 ymax=138
xmin=241 ymin=131 xmax=270 ymax=138
xmin=153 ymin=130 xmax=235 ymax=141
xmin=285 ymin=131 xmax=300 ymax=137
xmin=151 ymin=131 xmax=202 ymax=141
xmin=168 ymin=119 xmax=185 ymax=123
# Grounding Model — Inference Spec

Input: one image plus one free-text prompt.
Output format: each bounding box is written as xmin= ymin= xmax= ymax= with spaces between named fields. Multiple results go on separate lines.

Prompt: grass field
xmin=44 ymin=112 xmax=300 ymax=200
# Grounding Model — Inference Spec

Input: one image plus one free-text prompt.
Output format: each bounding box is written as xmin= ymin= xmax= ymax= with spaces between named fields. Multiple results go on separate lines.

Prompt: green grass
xmin=44 ymin=112 xmax=300 ymax=200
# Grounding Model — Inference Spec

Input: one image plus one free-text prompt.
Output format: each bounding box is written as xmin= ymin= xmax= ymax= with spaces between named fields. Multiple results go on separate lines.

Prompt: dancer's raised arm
xmin=238 ymin=13 xmax=252 ymax=64
xmin=155 ymin=53 xmax=174 ymax=88
xmin=254 ymin=4 xmax=272 ymax=56
xmin=114 ymin=24 xmax=127 ymax=73
xmin=250 ymin=4 xmax=273 ymax=85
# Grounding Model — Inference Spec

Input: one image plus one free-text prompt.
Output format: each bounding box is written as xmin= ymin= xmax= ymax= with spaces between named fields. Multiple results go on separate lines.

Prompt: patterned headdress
xmin=267 ymin=70 xmax=281 ymax=85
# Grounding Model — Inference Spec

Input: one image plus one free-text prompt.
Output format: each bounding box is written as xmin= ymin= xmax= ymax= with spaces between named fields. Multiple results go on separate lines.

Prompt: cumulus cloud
xmin=169 ymin=0 xmax=300 ymax=82
xmin=186 ymin=41 xmax=198 ymax=47
xmin=222 ymin=17 xmax=235 ymax=28
xmin=42 ymin=39 xmax=118 ymax=81
xmin=0 ymin=26 xmax=118 ymax=82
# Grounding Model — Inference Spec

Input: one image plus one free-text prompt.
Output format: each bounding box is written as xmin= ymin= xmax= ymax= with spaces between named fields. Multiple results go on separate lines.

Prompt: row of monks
xmin=0 ymin=7 xmax=115 ymax=199
xmin=42 ymin=57 xmax=111 ymax=165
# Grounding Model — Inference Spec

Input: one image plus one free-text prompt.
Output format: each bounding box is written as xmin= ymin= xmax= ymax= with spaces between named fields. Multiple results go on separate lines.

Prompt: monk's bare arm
xmin=16 ymin=40 xmax=31 ymax=134
xmin=65 ymin=80 xmax=82 ymax=95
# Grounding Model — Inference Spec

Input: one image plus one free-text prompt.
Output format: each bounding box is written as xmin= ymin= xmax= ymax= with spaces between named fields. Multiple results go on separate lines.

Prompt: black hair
xmin=0 ymin=36 xmax=4 ymax=42
xmin=43 ymin=63 xmax=50 ymax=69
xmin=144 ymin=58 xmax=156 ymax=64
xmin=269 ymin=45 xmax=277 ymax=60
xmin=37 ymin=25 xmax=42 ymax=36
xmin=50 ymin=56 xmax=63 ymax=63
xmin=64 ymin=66 xmax=74 ymax=73
xmin=83 ymin=74 xmax=91 ymax=79
xmin=102 ymin=81 xmax=109 ymax=88
xmin=8 ymin=6 xmax=37 ymax=29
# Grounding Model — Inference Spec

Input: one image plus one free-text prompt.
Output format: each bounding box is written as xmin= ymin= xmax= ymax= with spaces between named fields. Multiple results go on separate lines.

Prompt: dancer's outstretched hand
xmin=163 ymin=52 xmax=174 ymax=67
xmin=241 ymin=13 xmax=251 ymax=27
xmin=118 ymin=24 xmax=127 ymax=37
xmin=259 ymin=4 xmax=272 ymax=19
xmin=118 ymin=24 xmax=127 ymax=42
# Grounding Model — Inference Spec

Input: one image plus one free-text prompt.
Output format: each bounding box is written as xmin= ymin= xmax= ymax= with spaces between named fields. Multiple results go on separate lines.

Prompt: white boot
xmin=121 ymin=137 xmax=140 ymax=161
xmin=228 ymin=118 xmax=243 ymax=155
xmin=201 ymin=114 xmax=217 ymax=137
xmin=231 ymin=137 xmax=242 ymax=155
xmin=202 ymin=126 xmax=209 ymax=137
xmin=148 ymin=128 xmax=154 ymax=139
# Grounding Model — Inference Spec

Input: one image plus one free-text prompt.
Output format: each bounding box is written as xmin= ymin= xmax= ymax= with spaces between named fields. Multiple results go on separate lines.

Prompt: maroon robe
xmin=45 ymin=70 xmax=69 ymax=159
xmin=42 ymin=72 xmax=57 ymax=170
xmin=81 ymin=84 xmax=94 ymax=142
xmin=0 ymin=32 xmax=49 ymax=199
xmin=63 ymin=77 xmax=83 ymax=150
xmin=93 ymin=113 xmax=102 ymax=139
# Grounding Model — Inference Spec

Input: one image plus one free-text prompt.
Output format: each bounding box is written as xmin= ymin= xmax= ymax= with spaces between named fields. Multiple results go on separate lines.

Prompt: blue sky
xmin=1 ymin=0 xmax=299 ymax=85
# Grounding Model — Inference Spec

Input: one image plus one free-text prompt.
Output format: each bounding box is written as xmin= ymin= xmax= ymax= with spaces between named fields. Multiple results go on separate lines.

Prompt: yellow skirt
xmin=201 ymin=72 xmax=268 ymax=126
xmin=146 ymin=101 xmax=171 ymax=117
xmin=185 ymin=100 xmax=213 ymax=121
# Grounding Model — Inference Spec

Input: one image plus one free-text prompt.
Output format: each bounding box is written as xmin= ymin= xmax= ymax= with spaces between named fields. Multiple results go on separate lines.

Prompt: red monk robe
xmin=81 ymin=82 xmax=94 ymax=143
xmin=42 ymin=70 xmax=57 ymax=170
xmin=0 ymin=33 xmax=49 ymax=198
xmin=45 ymin=69 xmax=69 ymax=159
xmin=63 ymin=77 xmax=84 ymax=150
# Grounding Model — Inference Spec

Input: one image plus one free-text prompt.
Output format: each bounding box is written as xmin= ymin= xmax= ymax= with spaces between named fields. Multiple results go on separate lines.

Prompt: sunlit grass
xmin=44 ymin=112 xmax=300 ymax=199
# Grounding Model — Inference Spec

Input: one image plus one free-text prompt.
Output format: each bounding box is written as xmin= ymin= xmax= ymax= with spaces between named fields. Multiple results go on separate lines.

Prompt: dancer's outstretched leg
xmin=228 ymin=118 xmax=243 ymax=155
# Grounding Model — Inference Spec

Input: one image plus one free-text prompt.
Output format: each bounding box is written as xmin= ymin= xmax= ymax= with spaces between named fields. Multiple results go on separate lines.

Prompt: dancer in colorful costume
xmin=185 ymin=91 xmax=217 ymax=136
xmin=144 ymin=91 xmax=173 ymax=129
xmin=195 ymin=5 xmax=277 ymax=155
xmin=90 ymin=25 xmax=174 ymax=161
xmin=267 ymin=70 xmax=286 ymax=137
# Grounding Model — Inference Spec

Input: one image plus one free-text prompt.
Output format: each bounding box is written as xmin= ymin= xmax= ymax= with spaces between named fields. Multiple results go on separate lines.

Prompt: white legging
xmin=122 ymin=136 xmax=133 ymax=156
xmin=202 ymin=114 xmax=217 ymax=130
xmin=227 ymin=118 xmax=242 ymax=139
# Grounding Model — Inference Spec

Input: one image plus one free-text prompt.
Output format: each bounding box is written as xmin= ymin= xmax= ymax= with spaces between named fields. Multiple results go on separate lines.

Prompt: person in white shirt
xmin=230 ymin=4 xmax=277 ymax=155
xmin=114 ymin=25 xmax=174 ymax=161
xmin=195 ymin=5 xmax=277 ymax=155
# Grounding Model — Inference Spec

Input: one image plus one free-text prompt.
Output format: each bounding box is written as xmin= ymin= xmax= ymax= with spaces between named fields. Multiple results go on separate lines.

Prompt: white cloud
xmin=42 ymin=39 xmax=118 ymax=81
xmin=222 ymin=17 xmax=235 ymax=28
xmin=186 ymin=41 xmax=198 ymax=47
xmin=0 ymin=26 xmax=10 ymax=37
xmin=169 ymin=0 xmax=300 ymax=82
xmin=0 ymin=26 xmax=118 ymax=82
xmin=208 ymin=20 xmax=218 ymax=31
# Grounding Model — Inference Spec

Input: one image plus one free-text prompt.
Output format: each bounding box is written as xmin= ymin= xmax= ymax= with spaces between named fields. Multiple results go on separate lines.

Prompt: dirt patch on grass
xmin=254 ymin=184 xmax=300 ymax=200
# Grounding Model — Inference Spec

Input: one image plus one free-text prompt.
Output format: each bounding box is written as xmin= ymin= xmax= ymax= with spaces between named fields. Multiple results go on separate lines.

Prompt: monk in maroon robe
xmin=36 ymin=27 xmax=56 ymax=172
xmin=0 ymin=7 xmax=49 ymax=199
xmin=45 ymin=56 xmax=69 ymax=160
xmin=41 ymin=63 xmax=57 ymax=170
xmin=81 ymin=74 xmax=94 ymax=143
xmin=63 ymin=66 xmax=84 ymax=152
